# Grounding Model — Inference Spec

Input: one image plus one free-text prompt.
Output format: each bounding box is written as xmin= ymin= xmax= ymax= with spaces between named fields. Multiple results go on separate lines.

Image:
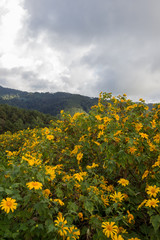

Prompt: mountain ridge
xmin=0 ymin=85 xmax=98 ymax=116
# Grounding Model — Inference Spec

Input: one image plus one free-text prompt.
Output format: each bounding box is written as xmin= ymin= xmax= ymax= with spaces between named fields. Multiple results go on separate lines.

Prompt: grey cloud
xmin=0 ymin=67 xmax=47 ymax=92
xmin=24 ymin=0 xmax=160 ymax=44
xmin=1 ymin=0 xmax=160 ymax=102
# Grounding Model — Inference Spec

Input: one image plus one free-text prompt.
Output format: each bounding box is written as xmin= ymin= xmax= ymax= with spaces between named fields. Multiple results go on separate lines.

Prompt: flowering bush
xmin=0 ymin=92 xmax=160 ymax=239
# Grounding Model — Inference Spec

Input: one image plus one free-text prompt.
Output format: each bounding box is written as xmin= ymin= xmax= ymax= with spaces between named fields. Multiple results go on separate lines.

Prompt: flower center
xmin=107 ymin=226 xmax=113 ymax=231
xmin=6 ymin=201 xmax=12 ymax=207
xmin=33 ymin=182 xmax=38 ymax=186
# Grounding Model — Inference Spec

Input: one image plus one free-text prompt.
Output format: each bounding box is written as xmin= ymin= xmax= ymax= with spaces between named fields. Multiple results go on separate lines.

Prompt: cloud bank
xmin=0 ymin=0 xmax=160 ymax=102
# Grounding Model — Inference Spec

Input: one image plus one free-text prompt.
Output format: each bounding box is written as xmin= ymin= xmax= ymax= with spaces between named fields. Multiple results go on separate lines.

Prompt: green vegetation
xmin=0 ymin=104 xmax=55 ymax=134
xmin=0 ymin=86 xmax=98 ymax=116
xmin=0 ymin=92 xmax=160 ymax=239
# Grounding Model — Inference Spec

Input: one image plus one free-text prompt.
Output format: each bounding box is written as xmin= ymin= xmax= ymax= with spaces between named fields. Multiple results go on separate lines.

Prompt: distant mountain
xmin=0 ymin=86 xmax=98 ymax=116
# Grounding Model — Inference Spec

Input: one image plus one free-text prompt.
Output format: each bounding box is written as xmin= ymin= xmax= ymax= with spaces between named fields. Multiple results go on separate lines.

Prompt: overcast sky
xmin=0 ymin=0 xmax=160 ymax=102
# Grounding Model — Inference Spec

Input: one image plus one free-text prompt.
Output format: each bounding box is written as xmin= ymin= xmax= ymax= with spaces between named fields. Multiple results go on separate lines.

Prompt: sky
xmin=0 ymin=0 xmax=160 ymax=102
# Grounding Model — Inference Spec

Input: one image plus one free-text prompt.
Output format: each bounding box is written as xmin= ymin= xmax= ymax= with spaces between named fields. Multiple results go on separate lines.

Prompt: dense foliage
xmin=0 ymin=92 xmax=160 ymax=240
xmin=0 ymin=104 xmax=55 ymax=134
xmin=0 ymin=86 xmax=98 ymax=116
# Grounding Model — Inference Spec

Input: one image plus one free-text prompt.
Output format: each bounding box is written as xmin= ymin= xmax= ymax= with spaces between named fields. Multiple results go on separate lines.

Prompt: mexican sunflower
xmin=0 ymin=197 xmax=17 ymax=213
xmin=102 ymin=221 xmax=118 ymax=238
xmin=26 ymin=181 xmax=42 ymax=190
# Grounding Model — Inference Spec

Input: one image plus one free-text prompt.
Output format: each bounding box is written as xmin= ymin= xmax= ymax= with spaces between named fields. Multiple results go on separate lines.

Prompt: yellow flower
xmin=8 ymin=160 xmax=13 ymax=166
xmin=152 ymin=161 xmax=160 ymax=168
xmin=22 ymin=154 xmax=42 ymax=166
xmin=128 ymin=146 xmax=137 ymax=154
xmin=110 ymin=192 xmax=125 ymax=203
xmin=26 ymin=181 xmax=42 ymax=190
xmin=78 ymin=212 xmax=83 ymax=221
xmin=100 ymin=184 xmax=108 ymax=191
xmin=127 ymin=210 xmax=134 ymax=224
xmin=125 ymin=137 xmax=130 ymax=142
xmin=139 ymin=98 xmax=144 ymax=102
xmin=114 ymin=114 xmax=119 ymax=121
xmin=98 ymin=130 xmax=104 ymax=138
xmin=135 ymin=123 xmax=143 ymax=132
xmin=4 ymin=174 xmax=10 ymax=178
xmin=74 ymin=173 xmax=83 ymax=182
xmin=118 ymin=227 xmax=127 ymax=234
xmin=137 ymin=199 xmax=147 ymax=210
xmin=139 ymin=132 xmax=148 ymax=139
xmin=45 ymin=166 xmax=56 ymax=180
xmin=142 ymin=170 xmax=149 ymax=180
xmin=94 ymin=141 xmax=101 ymax=146
xmin=95 ymin=115 xmax=102 ymax=121
xmin=67 ymin=226 xmax=80 ymax=240
xmin=79 ymin=135 xmax=85 ymax=142
xmin=153 ymin=133 xmax=160 ymax=143
xmin=102 ymin=221 xmax=118 ymax=238
xmin=146 ymin=185 xmax=160 ymax=197
xmin=54 ymin=212 xmax=69 ymax=237
xmin=77 ymin=152 xmax=83 ymax=164
xmin=101 ymin=195 xmax=109 ymax=206
xmin=98 ymin=124 xmax=105 ymax=130
xmin=147 ymin=141 xmax=156 ymax=151
xmin=87 ymin=186 xmax=99 ymax=194
xmin=6 ymin=150 xmax=14 ymax=157
xmin=152 ymin=155 xmax=160 ymax=168
xmin=46 ymin=134 xmax=54 ymax=140
xmin=112 ymin=235 xmax=124 ymax=240
xmin=72 ymin=112 xmax=83 ymax=120
xmin=114 ymin=130 xmax=122 ymax=136
xmin=118 ymin=178 xmax=129 ymax=186
xmin=71 ymin=145 xmax=82 ymax=155
xmin=106 ymin=185 xmax=114 ymax=192
xmin=128 ymin=238 xmax=141 ymax=240
xmin=62 ymin=174 xmax=72 ymax=182
xmin=0 ymin=197 xmax=17 ymax=213
xmin=43 ymin=189 xmax=51 ymax=198
xmin=54 ymin=199 xmax=64 ymax=206
xmin=86 ymin=163 xmax=99 ymax=169
xmin=103 ymin=116 xmax=111 ymax=124
xmin=151 ymin=120 xmax=156 ymax=128
xmin=145 ymin=198 xmax=159 ymax=208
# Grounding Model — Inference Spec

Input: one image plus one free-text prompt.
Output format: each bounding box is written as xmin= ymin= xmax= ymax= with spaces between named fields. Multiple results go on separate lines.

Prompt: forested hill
xmin=0 ymin=104 xmax=55 ymax=134
xmin=0 ymin=86 xmax=98 ymax=116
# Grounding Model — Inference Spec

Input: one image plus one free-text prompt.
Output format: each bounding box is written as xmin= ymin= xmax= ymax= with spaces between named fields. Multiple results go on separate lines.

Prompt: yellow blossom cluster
xmin=0 ymin=92 xmax=160 ymax=239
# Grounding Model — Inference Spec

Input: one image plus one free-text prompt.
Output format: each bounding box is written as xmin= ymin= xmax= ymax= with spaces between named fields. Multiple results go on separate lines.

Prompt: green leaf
xmin=47 ymin=223 xmax=56 ymax=233
xmin=67 ymin=201 xmax=78 ymax=212
xmin=12 ymin=232 xmax=19 ymax=239
xmin=66 ymin=215 xmax=74 ymax=225
xmin=12 ymin=183 xmax=20 ymax=188
xmin=5 ymin=189 xmax=13 ymax=195
xmin=37 ymin=172 xmax=44 ymax=183
xmin=0 ymin=165 xmax=5 ymax=171
xmin=12 ymin=194 xmax=22 ymax=201
xmin=105 ymin=207 xmax=112 ymax=215
xmin=0 ymin=187 xmax=4 ymax=192
xmin=150 ymin=215 xmax=160 ymax=232
xmin=55 ymin=188 xmax=64 ymax=198
xmin=84 ymin=201 xmax=94 ymax=214
xmin=89 ymin=216 xmax=101 ymax=228
xmin=19 ymin=223 xmax=28 ymax=231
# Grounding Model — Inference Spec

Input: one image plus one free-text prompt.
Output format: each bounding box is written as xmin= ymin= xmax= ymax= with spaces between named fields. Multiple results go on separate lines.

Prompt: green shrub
xmin=0 ymin=92 xmax=160 ymax=239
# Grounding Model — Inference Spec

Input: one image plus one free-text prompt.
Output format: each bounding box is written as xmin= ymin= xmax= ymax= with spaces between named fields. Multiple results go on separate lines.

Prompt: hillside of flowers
xmin=0 ymin=92 xmax=160 ymax=240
